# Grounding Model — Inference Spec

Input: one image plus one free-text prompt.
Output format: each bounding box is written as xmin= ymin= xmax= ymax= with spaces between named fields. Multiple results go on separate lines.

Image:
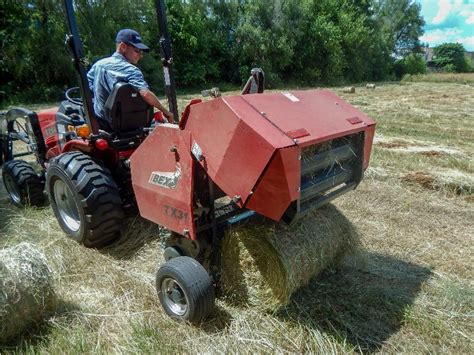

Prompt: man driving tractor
xmin=87 ymin=29 xmax=174 ymax=129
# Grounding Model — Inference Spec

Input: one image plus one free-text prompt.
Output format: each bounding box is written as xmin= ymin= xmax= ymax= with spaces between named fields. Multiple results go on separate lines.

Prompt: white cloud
xmin=432 ymin=0 xmax=474 ymax=24
xmin=421 ymin=28 xmax=463 ymax=43
xmin=459 ymin=3 xmax=474 ymax=19
xmin=456 ymin=36 xmax=474 ymax=48
xmin=432 ymin=0 xmax=454 ymax=24
xmin=466 ymin=14 xmax=474 ymax=25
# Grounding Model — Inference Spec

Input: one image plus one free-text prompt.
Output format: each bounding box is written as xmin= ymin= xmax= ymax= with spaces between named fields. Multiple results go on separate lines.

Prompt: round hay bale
xmin=366 ymin=83 xmax=376 ymax=89
xmin=342 ymin=86 xmax=355 ymax=93
xmin=219 ymin=204 xmax=362 ymax=310
xmin=0 ymin=243 xmax=57 ymax=344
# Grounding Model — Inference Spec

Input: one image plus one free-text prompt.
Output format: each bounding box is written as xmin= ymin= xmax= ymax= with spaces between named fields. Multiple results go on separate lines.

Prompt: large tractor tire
xmin=2 ymin=160 xmax=45 ymax=206
xmin=156 ymin=256 xmax=215 ymax=323
xmin=46 ymin=151 xmax=124 ymax=248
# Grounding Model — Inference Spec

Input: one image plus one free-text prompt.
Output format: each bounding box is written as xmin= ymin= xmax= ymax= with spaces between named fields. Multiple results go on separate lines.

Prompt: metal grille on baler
xmin=284 ymin=132 xmax=364 ymax=222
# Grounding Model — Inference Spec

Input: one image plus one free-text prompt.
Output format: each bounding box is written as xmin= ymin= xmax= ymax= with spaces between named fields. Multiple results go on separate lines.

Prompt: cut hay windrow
xmin=402 ymin=170 xmax=474 ymax=195
xmin=219 ymin=204 xmax=362 ymax=311
xmin=0 ymin=243 xmax=57 ymax=344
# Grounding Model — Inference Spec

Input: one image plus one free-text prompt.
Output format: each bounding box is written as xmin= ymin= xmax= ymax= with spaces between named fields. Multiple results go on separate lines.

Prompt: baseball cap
xmin=116 ymin=29 xmax=150 ymax=52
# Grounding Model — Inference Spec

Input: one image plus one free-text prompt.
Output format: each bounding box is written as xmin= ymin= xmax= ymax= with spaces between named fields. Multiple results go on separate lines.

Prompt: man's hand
xmin=163 ymin=110 xmax=175 ymax=122
xmin=139 ymin=88 xmax=175 ymax=122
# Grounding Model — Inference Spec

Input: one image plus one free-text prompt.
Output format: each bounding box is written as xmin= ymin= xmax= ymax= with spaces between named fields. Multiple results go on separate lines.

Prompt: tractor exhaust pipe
xmin=155 ymin=0 xmax=179 ymax=123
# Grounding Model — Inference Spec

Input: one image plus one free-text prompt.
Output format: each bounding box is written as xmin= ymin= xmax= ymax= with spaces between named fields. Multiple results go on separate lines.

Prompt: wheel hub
xmin=53 ymin=179 xmax=81 ymax=232
xmin=161 ymin=278 xmax=188 ymax=316
xmin=4 ymin=173 xmax=21 ymax=204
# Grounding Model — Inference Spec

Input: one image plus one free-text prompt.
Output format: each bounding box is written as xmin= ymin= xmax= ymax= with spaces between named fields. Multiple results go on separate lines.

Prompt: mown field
xmin=1 ymin=74 xmax=473 ymax=353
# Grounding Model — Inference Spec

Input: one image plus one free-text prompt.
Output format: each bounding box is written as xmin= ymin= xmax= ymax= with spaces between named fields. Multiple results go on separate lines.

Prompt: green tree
xmin=1 ymin=0 xmax=431 ymax=105
xmin=375 ymin=0 xmax=425 ymax=56
xmin=433 ymin=43 xmax=469 ymax=72
xmin=393 ymin=53 xmax=426 ymax=78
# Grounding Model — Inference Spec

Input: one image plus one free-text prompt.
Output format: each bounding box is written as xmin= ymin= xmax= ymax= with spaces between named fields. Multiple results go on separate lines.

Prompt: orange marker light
xmin=75 ymin=124 xmax=91 ymax=138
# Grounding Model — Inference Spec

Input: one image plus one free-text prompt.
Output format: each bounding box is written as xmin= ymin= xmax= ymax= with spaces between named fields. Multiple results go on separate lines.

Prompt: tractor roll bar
xmin=62 ymin=0 xmax=99 ymax=135
xmin=154 ymin=0 xmax=179 ymax=123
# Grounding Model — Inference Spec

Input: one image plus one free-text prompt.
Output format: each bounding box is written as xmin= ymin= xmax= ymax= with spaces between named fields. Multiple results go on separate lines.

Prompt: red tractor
xmin=0 ymin=0 xmax=375 ymax=323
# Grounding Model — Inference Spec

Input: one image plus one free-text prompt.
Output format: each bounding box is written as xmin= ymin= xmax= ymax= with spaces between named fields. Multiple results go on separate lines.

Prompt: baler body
xmin=130 ymin=89 xmax=375 ymax=239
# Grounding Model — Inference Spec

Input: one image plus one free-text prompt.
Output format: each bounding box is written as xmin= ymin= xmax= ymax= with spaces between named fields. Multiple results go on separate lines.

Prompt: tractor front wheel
xmin=156 ymin=256 xmax=215 ymax=323
xmin=46 ymin=152 xmax=124 ymax=248
xmin=2 ymin=160 xmax=45 ymax=206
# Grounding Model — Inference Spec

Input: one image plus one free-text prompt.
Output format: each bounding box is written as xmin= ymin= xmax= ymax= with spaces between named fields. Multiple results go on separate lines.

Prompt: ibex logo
xmin=149 ymin=163 xmax=182 ymax=189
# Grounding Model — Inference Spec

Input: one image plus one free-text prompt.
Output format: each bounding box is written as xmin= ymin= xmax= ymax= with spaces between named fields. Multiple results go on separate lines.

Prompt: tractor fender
xmin=62 ymin=139 xmax=92 ymax=154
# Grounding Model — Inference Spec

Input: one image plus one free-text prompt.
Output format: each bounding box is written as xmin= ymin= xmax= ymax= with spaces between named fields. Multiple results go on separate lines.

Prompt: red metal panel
xmin=363 ymin=124 xmax=376 ymax=169
xmin=241 ymin=90 xmax=376 ymax=146
xmin=37 ymin=109 xmax=59 ymax=147
xmin=179 ymin=99 xmax=202 ymax=129
xmin=62 ymin=139 xmax=92 ymax=153
xmin=183 ymin=97 xmax=294 ymax=206
xmin=246 ymin=145 xmax=300 ymax=221
xmin=130 ymin=125 xmax=196 ymax=239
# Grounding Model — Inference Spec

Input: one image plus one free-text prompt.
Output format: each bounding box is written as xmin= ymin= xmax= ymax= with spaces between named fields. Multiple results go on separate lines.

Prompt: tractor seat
xmin=103 ymin=82 xmax=153 ymax=138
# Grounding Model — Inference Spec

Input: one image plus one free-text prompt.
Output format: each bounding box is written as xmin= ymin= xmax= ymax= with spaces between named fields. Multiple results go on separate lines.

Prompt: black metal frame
xmin=0 ymin=109 xmax=47 ymax=167
xmin=154 ymin=0 xmax=179 ymax=123
xmin=62 ymin=0 xmax=99 ymax=135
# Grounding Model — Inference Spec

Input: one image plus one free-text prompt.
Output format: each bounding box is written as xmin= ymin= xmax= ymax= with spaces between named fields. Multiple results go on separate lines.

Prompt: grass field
xmin=1 ymin=75 xmax=473 ymax=353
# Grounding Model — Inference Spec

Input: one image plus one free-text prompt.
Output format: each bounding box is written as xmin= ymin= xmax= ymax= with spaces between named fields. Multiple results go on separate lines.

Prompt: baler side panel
xmin=246 ymin=145 xmax=301 ymax=221
xmin=184 ymin=98 xmax=293 ymax=206
xmin=130 ymin=125 xmax=196 ymax=239
xmin=363 ymin=124 xmax=376 ymax=169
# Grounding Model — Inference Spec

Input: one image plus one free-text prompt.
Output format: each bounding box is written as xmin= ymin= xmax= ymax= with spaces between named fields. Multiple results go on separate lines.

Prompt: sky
xmin=418 ymin=0 xmax=474 ymax=51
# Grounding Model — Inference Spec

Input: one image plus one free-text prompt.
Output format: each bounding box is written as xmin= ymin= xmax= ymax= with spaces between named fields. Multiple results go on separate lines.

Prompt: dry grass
xmin=402 ymin=72 xmax=474 ymax=84
xmin=1 ymin=81 xmax=473 ymax=353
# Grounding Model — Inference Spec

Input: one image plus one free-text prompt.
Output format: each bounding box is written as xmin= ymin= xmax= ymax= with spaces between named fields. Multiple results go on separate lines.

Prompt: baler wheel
xmin=156 ymin=256 xmax=215 ymax=323
xmin=46 ymin=152 xmax=124 ymax=248
xmin=163 ymin=246 xmax=183 ymax=261
xmin=2 ymin=160 xmax=45 ymax=206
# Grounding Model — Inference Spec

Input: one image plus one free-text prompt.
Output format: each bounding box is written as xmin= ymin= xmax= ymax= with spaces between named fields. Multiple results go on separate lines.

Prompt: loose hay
xmin=402 ymin=171 xmax=474 ymax=195
xmin=219 ymin=204 xmax=363 ymax=311
xmin=0 ymin=243 xmax=57 ymax=344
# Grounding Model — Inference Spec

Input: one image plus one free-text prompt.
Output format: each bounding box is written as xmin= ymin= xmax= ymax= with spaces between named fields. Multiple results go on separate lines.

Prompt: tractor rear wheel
xmin=2 ymin=160 xmax=45 ymax=206
xmin=46 ymin=151 xmax=124 ymax=248
xmin=156 ymin=256 xmax=215 ymax=323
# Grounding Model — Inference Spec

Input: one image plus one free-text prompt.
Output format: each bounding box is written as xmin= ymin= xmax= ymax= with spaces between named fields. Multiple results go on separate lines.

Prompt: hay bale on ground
xmin=0 ymin=243 xmax=57 ymax=344
xmin=366 ymin=83 xmax=376 ymax=89
xmin=343 ymin=86 xmax=355 ymax=93
xmin=219 ymin=204 xmax=363 ymax=311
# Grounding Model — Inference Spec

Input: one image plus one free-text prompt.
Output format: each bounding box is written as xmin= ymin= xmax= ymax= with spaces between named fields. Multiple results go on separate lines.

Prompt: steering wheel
xmin=65 ymin=87 xmax=83 ymax=106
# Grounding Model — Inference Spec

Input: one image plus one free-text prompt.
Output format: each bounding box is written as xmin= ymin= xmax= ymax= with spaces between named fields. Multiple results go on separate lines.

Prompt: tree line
xmin=2 ymin=0 xmax=427 ymax=105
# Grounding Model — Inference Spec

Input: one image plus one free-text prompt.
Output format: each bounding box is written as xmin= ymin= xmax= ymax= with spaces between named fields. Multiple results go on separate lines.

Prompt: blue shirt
xmin=87 ymin=52 xmax=149 ymax=121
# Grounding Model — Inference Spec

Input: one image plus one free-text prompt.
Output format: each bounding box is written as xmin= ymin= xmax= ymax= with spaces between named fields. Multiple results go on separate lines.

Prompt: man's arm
xmin=87 ymin=65 xmax=95 ymax=91
xmin=139 ymin=89 xmax=174 ymax=122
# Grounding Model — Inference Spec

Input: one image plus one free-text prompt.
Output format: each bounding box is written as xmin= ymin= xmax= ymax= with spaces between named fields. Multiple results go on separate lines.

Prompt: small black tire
xmin=156 ymin=256 xmax=215 ymax=323
xmin=46 ymin=151 xmax=124 ymax=248
xmin=163 ymin=246 xmax=184 ymax=261
xmin=2 ymin=160 xmax=45 ymax=206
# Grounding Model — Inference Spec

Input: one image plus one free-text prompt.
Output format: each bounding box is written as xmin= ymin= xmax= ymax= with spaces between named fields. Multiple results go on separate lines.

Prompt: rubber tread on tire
xmin=46 ymin=151 xmax=124 ymax=248
xmin=2 ymin=160 xmax=45 ymax=206
xmin=156 ymin=256 xmax=215 ymax=323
